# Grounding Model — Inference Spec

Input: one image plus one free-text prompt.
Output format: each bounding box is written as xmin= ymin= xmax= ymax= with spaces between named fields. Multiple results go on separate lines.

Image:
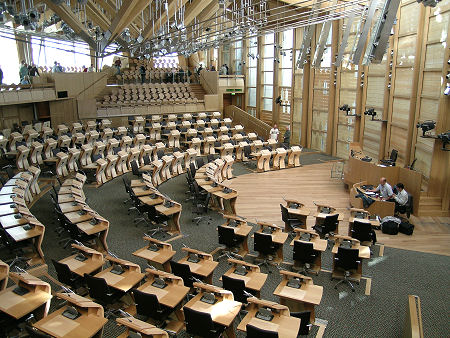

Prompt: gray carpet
xmin=2 ymin=157 xmax=448 ymax=337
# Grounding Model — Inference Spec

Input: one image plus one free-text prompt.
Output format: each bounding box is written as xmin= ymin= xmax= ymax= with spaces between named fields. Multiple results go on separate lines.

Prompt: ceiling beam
xmin=183 ymin=0 xmax=214 ymax=27
xmin=108 ymin=0 xmax=151 ymax=42
xmin=41 ymin=0 xmax=97 ymax=49
xmin=86 ymin=0 xmax=111 ymax=31
xmin=141 ymin=0 xmax=189 ymax=41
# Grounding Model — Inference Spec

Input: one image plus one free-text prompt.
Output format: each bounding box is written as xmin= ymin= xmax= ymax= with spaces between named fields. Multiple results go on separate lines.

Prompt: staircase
xmin=418 ymin=194 xmax=450 ymax=216
xmin=188 ymin=84 xmax=206 ymax=100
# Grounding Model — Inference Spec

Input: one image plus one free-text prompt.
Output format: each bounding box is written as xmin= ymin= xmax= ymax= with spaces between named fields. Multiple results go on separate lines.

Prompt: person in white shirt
xmin=269 ymin=124 xmax=280 ymax=141
xmin=393 ymin=182 xmax=408 ymax=213
xmin=369 ymin=177 xmax=393 ymax=200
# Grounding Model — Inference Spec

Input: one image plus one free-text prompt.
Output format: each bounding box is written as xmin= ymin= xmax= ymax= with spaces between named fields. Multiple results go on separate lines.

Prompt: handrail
xmin=224 ymin=105 xmax=271 ymax=140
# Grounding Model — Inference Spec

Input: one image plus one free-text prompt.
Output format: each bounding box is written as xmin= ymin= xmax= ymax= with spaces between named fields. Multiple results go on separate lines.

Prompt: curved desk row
xmin=0 ymin=166 xmax=45 ymax=265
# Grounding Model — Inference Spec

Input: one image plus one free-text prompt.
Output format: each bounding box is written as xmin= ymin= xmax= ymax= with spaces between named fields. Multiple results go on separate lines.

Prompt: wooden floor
xmin=225 ymin=162 xmax=450 ymax=256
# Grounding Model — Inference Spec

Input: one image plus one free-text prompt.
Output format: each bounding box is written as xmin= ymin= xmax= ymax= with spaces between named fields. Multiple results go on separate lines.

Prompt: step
xmin=418 ymin=209 xmax=450 ymax=217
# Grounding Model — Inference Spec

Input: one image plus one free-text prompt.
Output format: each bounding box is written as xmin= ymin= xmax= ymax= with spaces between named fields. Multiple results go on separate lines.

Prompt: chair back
xmin=280 ymin=204 xmax=290 ymax=223
xmin=157 ymin=150 xmax=164 ymax=159
xmin=143 ymin=155 xmax=151 ymax=165
xmin=335 ymin=247 xmax=360 ymax=271
xmin=323 ymin=213 xmax=339 ymax=233
xmin=207 ymin=154 xmax=215 ymax=163
xmin=293 ymin=241 xmax=317 ymax=264
xmin=169 ymin=261 xmax=193 ymax=287
xmin=184 ymin=307 xmax=216 ymax=337
xmin=222 ymin=275 xmax=248 ymax=303
xmin=122 ymin=177 xmax=130 ymax=194
xmin=254 ymin=232 xmax=274 ymax=255
xmin=218 ymin=225 xmax=236 ymax=247
xmin=189 ymin=162 xmax=197 ymax=176
xmin=131 ymin=160 xmax=140 ymax=176
xmin=51 ymin=259 xmax=74 ymax=286
xmin=390 ymin=149 xmax=398 ymax=162
xmin=84 ymin=274 xmax=111 ymax=304
xmin=291 ymin=311 xmax=312 ymax=336
xmin=195 ymin=157 xmax=204 ymax=168
xmin=352 ymin=220 xmax=373 ymax=242
xmin=246 ymin=324 xmax=279 ymax=338
xmin=132 ymin=289 xmax=163 ymax=319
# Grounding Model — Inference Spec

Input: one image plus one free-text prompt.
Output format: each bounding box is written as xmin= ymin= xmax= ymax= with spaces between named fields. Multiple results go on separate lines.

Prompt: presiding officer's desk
xmin=116 ymin=316 xmax=169 ymax=338
xmin=58 ymin=244 xmax=104 ymax=277
xmin=331 ymin=234 xmax=370 ymax=283
xmin=132 ymin=236 xmax=176 ymax=272
xmin=350 ymin=182 xmax=395 ymax=218
xmin=183 ymin=282 xmax=242 ymax=338
xmin=290 ymin=229 xmax=327 ymax=274
xmin=273 ymin=270 xmax=323 ymax=323
xmin=220 ymin=214 xmax=252 ymax=256
xmin=137 ymin=268 xmax=189 ymax=320
xmin=254 ymin=221 xmax=289 ymax=263
xmin=33 ymin=292 xmax=108 ymax=338
xmin=348 ymin=208 xmax=380 ymax=236
xmin=221 ymin=258 xmax=268 ymax=297
xmin=237 ymin=297 xmax=301 ymax=338
xmin=94 ymin=255 xmax=144 ymax=293
xmin=178 ymin=247 xmax=219 ymax=284
xmin=0 ymin=271 xmax=52 ymax=320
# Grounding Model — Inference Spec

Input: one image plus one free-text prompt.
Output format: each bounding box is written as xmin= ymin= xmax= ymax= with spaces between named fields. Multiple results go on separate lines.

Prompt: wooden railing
xmin=403 ymin=295 xmax=423 ymax=338
xmin=224 ymin=105 xmax=271 ymax=140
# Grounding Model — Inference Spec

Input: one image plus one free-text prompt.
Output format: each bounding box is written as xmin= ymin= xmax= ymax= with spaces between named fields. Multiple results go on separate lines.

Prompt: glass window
xmin=263 ymin=59 xmax=274 ymax=71
xmin=248 ymin=69 xmax=257 ymax=86
xmin=264 ymin=45 xmax=274 ymax=58
xmin=281 ymin=69 xmax=292 ymax=86
xmin=248 ymin=87 xmax=257 ymax=107
xmin=263 ymin=98 xmax=273 ymax=111
xmin=265 ymin=33 xmax=274 ymax=44
xmin=263 ymin=72 xmax=273 ymax=85
xmin=282 ymin=29 xmax=294 ymax=49
xmin=0 ymin=24 xmax=20 ymax=84
xmin=263 ymin=85 xmax=273 ymax=97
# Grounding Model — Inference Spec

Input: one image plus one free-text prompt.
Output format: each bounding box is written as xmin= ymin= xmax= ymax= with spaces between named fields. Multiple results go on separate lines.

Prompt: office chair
xmin=333 ymin=247 xmax=361 ymax=291
xmin=189 ymin=162 xmax=197 ymax=176
xmin=313 ymin=213 xmax=339 ymax=239
xmin=351 ymin=220 xmax=376 ymax=245
xmin=122 ymin=176 xmax=132 ymax=204
xmin=280 ymin=204 xmax=304 ymax=236
xmin=184 ymin=307 xmax=225 ymax=338
xmin=195 ymin=157 xmax=205 ymax=169
xmin=51 ymin=259 xmax=82 ymax=290
xmin=217 ymin=225 xmax=244 ymax=260
xmin=222 ymin=275 xmax=252 ymax=304
xmin=157 ymin=150 xmax=165 ymax=160
xmin=253 ymin=232 xmax=279 ymax=272
xmin=207 ymin=154 xmax=216 ymax=163
xmin=192 ymin=181 xmax=212 ymax=225
xmin=291 ymin=311 xmax=313 ymax=336
xmin=396 ymin=194 xmax=413 ymax=218
xmin=169 ymin=261 xmax=198 ymax=288
xmin=293 ymin=241 xmax=319 ymax=275
xmin=130 ymin=160 xmax=141 ymax=177
xmin=380 ymin=149 xmax=398 ymax=166
xmin=84 ymin=274 xmax=122 ymax=317
xmin=132 ymin=289 xmax=172 ymax=326
xmin=246 ymin=324 xmax=279 ymax=338
xmin=185 ymin=168 xmax=195 ymax=201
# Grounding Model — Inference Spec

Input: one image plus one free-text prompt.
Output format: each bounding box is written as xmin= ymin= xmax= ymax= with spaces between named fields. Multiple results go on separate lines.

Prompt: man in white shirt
xmin=369 ymin=177 xmax=393 ymax=200
xmin=393 ymin=183 xmax=408 ymax=213
xmin=270 ymin=124 xmax=280 ymax=141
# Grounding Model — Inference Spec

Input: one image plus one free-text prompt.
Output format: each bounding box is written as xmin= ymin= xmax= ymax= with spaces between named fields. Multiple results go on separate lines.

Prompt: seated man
xmin=393 ymin=182 xmax=408 ymax=213
xmin=368 ymin=177 xmax=394 ymax=201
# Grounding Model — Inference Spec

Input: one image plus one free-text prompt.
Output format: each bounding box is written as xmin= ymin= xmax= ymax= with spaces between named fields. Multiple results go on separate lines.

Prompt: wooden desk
xmin=283 ymin=199 xmax=310 ymax=231
xmin=59 ymin=201 xmax=84 ymax=213
xmin=154 ymin=201 xmax=181 ymax=235
xmin=5 ymin=220 xmax=45 ymax=264
xmin=290 ymin=229 xmax=327 ymax=274
xmin=0 ymin=213 xmax=29 ymax=229
xmin=59 ymin=244 xmax=104 ymax=277
xmin=331 ymin=235 xmax=370 ymax=283
xmin=312 ymin=203 xmax=344 ymax=221
xmin=184 ymin=283 xmax=242 ymax=338
xmin=132 ymin=185 xmax=156 ymax=197
xmin=178 ymin=248 xmax=218 ymax=284
xmin=0 ymin=203 xmax=19 ymax=216
xmin=212 ymin=188 xmax=238 ymax=215
xmin=0 ymin=272 xmax=52 ymax=320
xmin=255 ymin=222 xmax=289 ymax=262
xmin=273 ymin=270 xmax=323 ymax=322
xmin=94 ymin=256 xmax=144 ymax=292
xmin=33 ymin=292 xmax=107 ymax=338
xmin=0 ymin=260 xmax=9 ymax=291
xmin=76 ymin=218 xmax=109 ymax=252
xmin=350 ymin=182 xmax=396 ymax=218
xmin=237 ymin=297 xmax=300 ymax=338
xmin=137 ymin=269 xmax=189 ymax=311
xmin=221 ymin=215 xmax=252 ymax=256
xmin=222 ymin=259 xmax=267 ymax=297
xmin=116 ymin=316 xmax=169 ymax=338
xmin=133 ymin=236 xmax=176 ymax=272
xmin=64 ymin=209 xmax=95 ymax=224
xmin=139 ymin=194 xmax=165 ymax=206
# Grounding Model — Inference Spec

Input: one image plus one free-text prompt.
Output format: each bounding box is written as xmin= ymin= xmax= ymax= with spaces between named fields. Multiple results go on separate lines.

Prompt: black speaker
xmin=57 ymin=91 xmax=68 ymax=98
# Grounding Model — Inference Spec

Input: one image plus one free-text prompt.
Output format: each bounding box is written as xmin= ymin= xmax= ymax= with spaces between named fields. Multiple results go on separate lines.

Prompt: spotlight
xmin=437 ymin=131 xmax=450 ymax=151
xmin=416 ymin=120 xmax=436 ymax=137
xmin=364 ymin=108 xmax=377 ymax=119
xmin=444 ymin=84 xmax=450 ymax=96
xmin=28 ymin=9 xmax=39 ymax=22
xmin=339 ymin=104 xmax=351 ymax=113
xmin=275 ymin=96 xmax=282 ymax=105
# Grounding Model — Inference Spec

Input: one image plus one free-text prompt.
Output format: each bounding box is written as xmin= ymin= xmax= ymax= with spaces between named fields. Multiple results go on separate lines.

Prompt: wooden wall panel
xmin=398 ymin=3 xmax=420 ymax=35
xmin=0 ymin=104 xmax=34 ymax=129
xmin=391 ymin=97 xmax=411 ymax=129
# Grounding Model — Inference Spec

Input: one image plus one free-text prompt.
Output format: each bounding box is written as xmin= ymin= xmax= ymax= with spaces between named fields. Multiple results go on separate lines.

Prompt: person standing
xmin=139 ymin=65 xmax=146 ymax=83
xmin=270 ymin=124 xmax=280 ymax=142
xmin=52 ymin=61 xmax=60 ymax=73
xmin=283 ymin=125 xmax=291 ymax=146
xmin=19 ymin=60 xmax=28 ymax=82
xmin=29 ymin=64 xmax=39 ymax=77
xmin=88 ymin=64 xmax=95 ymax=72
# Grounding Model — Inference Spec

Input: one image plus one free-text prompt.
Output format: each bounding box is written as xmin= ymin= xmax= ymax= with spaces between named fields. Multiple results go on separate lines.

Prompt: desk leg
xmin=98 ymin=228 xmax=109 ymax=253
xmin=167 ymin=212 xmax=181 ymax=235
xmin=225 ymin=322 xmax=236 ymax=338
